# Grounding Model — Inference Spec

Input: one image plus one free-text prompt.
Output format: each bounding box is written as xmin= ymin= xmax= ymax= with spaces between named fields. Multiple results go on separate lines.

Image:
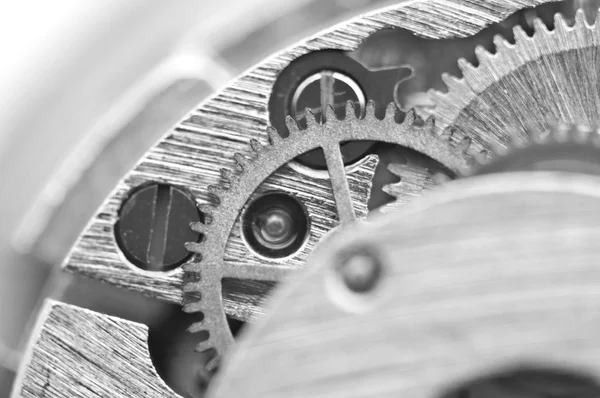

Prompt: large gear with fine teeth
xmin=430 ymin=8 xmax=600 ymax=154
xmin=182 ymin=102 xmax=471 ymax=371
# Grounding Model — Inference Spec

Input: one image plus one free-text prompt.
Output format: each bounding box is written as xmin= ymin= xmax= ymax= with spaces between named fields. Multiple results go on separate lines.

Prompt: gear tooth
xmin=187 ymin=320 xmax=205 ymax=333
xmin=428 ymin=88 xmax=446 ymax=105
xmin=266 ymin=126 xmax=281 ymax=144
xmin=554 ymin=12 xmax=569 ymax=34
xmin=286 ymin=115 xmax=301 ymax=134
xmin=249 ymin=138 xmax=263 ymax=154
xmin=381 ymin=182 xmax=395 ymax=197
xmin=181 ymin=258 xmax=204 ymax=274
xmin=190 ymin=221 xmax=207 ymax=234
xmin=195 ymin=339 xmax=214 ymax=354
xmin=220 ymin=168 xmax=233 ymax=182
xmin=457 ymin=57 xmax=475 ymax=73
xmin=386 ymin=162 xmax=405 ymax=177
xmin=513 ymin=25 xmax=529 ymax=43
xmin=345 ymin=100 xmax=356 ymax=119
xmin=325 ymin=104 xmax=337 ymax=122
xmin=439 ymin=125 xmax=454 ymax=139
xmin=447 ymin=126 xmax=461 ymax=142
xmin=185 ymin=242 xmax=204 ymax=254
xmin=424 ymin=115 xmax=435 ymax=129
xmin=304 ymin=108 xmax=317 ymax=128
xmin=204 ymin=355 xmax=220 ymax=372
xmin=365 ymin=101 xmax=377 ymax=119
xmin=197 ymin=205 xmax=213 ymax=224
xmin=441 ymin=73 xmax=464 ymax=93
xmin=208 ymin=184 xmax=225 ymax=195
xmin=575 ymin=8 xmax=586 ymax=26
xmin=474 ymin=45 xmax=492 ymax=64
xmin=384 ymin=102 xmax=398 ymax=120
xmin=404 ymin=108 xmax=417 ymax=125
xmin=532 ymin=17 xmax=548 ymax=33
xmin=233 ymin=153 xmax=249 ymax=171
xmin=493 ymin=34 xmax=510 ymax=52
xmin=183 ymin=300 xmax=204 ymax=313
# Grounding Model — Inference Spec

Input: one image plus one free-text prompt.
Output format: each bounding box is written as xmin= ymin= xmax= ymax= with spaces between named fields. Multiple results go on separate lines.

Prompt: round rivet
xmin=338 ymin=250 xmax=382 ymax=294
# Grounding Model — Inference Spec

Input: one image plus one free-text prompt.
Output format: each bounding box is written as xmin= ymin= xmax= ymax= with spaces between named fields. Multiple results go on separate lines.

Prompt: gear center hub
xmin=242 ymin=193 xmax=309 ymax=258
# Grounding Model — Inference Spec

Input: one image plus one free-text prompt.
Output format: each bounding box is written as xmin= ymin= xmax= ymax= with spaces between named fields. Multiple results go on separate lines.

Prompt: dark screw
xmin=115 ymin=183 xmax=202 ymax=272
xmin=338 ymin=249 xmax=382 ymax=294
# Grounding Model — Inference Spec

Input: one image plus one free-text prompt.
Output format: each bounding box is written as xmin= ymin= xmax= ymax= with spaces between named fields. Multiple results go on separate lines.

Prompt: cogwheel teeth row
xmin=431 ymin=7 xmax=600 ymax=154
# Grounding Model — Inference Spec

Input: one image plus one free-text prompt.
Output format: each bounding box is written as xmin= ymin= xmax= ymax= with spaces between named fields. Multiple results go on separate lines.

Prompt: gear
xmin=430 ymin=8 xmax=600 ymax=154
xmin=182 ymin=102 xmax=471 ymax=370
xmin=473 ymin=123 xmax=600 ymax=176
xmin=381 ymin=163 xmax=452 ymax=213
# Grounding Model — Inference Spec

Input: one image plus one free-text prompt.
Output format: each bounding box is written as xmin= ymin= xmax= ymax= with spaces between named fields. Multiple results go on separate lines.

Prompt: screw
xmin=115 ymin=183 xmax=202 ymax=272
xmin=338 ymin=249 xmax=382 ymax=294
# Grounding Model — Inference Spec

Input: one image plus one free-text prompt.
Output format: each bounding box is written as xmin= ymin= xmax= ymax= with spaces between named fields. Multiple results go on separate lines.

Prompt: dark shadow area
xmin=437 ymin=365 xmax=600 ymax=398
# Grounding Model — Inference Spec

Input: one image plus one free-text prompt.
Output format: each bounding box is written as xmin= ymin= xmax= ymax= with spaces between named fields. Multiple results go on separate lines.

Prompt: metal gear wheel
xmin=473 ymin=123 xmax=600 ymax=176
xmin=430 ymin=7 xmax=600 ymax=154
xmin=182 ymin=102 xmax=471 ymax=370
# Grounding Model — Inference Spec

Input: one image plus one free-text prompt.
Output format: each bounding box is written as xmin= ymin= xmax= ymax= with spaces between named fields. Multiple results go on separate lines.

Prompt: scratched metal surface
xmin=210 ymin=171 xmax=600 ymax=397
xmin=12 ymin=301 xmax=179 ymax=398
xmin=63 ymin=0 xmax=558 ymax=307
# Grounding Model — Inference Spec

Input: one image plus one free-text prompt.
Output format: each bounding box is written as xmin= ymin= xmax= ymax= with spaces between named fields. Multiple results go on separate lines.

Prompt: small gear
xmin=182 ymin=102 xmax=471 ymax=370
xmin=473 ymin=123 xmax=600 ymax=176
xmin=381 ymin=162 xmax=452 ymax=213
xmin=430 ymin=8 xmax=600 ymax=154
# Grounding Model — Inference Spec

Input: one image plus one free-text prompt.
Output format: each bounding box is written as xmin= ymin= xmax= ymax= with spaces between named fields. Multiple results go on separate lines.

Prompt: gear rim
xmin=182 ymin=102 xmax=471 ymax=371
xmin=430 ymin=8 xmax=600 ymax=154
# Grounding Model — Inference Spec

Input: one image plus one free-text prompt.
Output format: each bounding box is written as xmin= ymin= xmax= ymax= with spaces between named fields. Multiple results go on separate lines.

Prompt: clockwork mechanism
xmin=8 ymin=1 xmax=600 ymax=397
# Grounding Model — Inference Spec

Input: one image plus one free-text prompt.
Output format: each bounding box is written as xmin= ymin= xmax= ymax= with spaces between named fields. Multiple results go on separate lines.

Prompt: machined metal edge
xmin=11 ymin=300 xmax=179 ymax=398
